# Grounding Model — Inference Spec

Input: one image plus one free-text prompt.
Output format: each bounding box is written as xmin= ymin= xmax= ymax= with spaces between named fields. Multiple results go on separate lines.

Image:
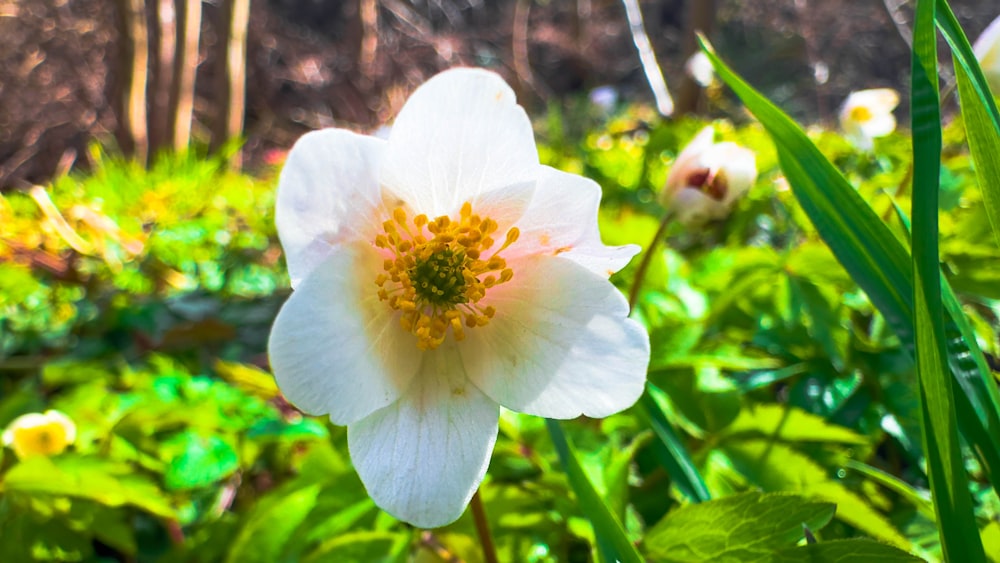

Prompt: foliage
xmin=3 ymin=15 xmax=1000 ymax=561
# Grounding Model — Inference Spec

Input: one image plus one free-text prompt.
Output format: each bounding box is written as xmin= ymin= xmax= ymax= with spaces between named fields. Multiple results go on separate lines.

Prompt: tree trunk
xmin=675 ymin=0 xmax=716 ymax=116
xmin=212 ymin=0 xmax=251 ymax=169
xmin=170 ymin=0 xmax=201 ymax=153
xmin=150 ymin=0 xmax=176 ymax=158
xmin=115 ymin=0 xmax=150 ymax=164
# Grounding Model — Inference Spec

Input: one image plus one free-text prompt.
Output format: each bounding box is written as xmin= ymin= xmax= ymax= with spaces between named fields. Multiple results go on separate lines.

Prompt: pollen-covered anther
xmin=374 ymin=203 xmax=519 ymax=349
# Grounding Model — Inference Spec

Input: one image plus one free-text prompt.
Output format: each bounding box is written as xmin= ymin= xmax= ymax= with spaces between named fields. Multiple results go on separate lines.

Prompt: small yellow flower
xmin=2 ymin=410 xmax=77 ymax=459
xmin=838 ymin=88 xmax=899 ymax=150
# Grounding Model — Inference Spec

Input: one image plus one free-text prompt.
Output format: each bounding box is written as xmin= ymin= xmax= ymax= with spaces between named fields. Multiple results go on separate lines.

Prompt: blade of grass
xmin=890 ymin=199 xmax=1000 ymax=488
xmin=911 ymin=0 xmax=986 ymax=559
xmin=639 ymin=386 xmax=712 ymax=503
xmin=697 ymin=35 xmax=1000 ymax=496
xmin=936 ymin=0 xmax=1000 ymax=251
xmin=545 ymin=419 xmax=643 ymax=563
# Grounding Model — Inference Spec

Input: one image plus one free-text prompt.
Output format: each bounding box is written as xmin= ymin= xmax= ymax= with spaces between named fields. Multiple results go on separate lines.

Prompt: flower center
xmin=849 ymin=105 xmax=873 ymax=123
xmin=374 ymin=202 xmax=519 ymax=350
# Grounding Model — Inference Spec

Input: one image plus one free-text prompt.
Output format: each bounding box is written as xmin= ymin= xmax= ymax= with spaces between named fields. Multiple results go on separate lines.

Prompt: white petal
xmin=276 ymin=129 xmax=386 ymax=287
xmin=268 ymin=243 xmax=420 ymax=425
xmin=663 ymin=126 xmax=715 ymax=198
xmin=843 ymin=88 xmax=899 ymax=114
xmin=380 ymin=68 xmax=539 ymax=218
xmin=975 ymin=15 xmax=1000 ymax=93
xmin=672 ymin=188 xmax=730 ymax=226
xmin=702 ymin=143 xmax=757 ymax=205
xmin=509 ymin=165 xmax=638 ymax=276
xmin=462 ymin=255 xmax=649 ymax=419
xmin=859 ymin=113 xmax=897 ymax=139
xmin=348 ymin=342 xmax=499 ymax=528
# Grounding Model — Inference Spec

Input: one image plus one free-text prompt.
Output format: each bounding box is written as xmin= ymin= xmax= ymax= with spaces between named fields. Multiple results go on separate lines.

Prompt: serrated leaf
xmin=771 ymin=539 xmax=923 ymax=562
xmin=164 ymin=431 xmax=239 ymax=490
xmin=720 ymin=440 xmax=910 ymax=549
xmin=723 ymin=404 xmax=867 ymax=445
xmin=643 ymin=492 xmax=834 ymax=562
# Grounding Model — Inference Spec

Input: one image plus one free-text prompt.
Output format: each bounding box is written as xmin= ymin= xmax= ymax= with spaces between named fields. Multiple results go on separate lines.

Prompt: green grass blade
xmin=891 ymin=200 xmax=1000 ymax=489
xmin=639 ymin=386 xmax=712 ymax=503
xmin=697 ymin=36 xmax=1000 ymax=497
xmin=911 ymin=1 xmax=986 ymax=557
xmin=936 ymin=0 xmax=1000 ymax=251
xmin=546 ymin=419 xmax=643 ymax=563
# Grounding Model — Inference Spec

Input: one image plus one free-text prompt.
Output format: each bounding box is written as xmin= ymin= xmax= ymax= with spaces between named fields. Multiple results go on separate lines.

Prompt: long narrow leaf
xmin=911 ymin=1 xmax=986 ymax=559
xmin=697 ymin=35 xmax=1000 ymax=496
xmin=640 ymin=386 xmax=712 ymax=503
xmin=936 ymin=0 xmax=1000 ymax=251
xmin=546 ymin=419 xmax=643 ymax=563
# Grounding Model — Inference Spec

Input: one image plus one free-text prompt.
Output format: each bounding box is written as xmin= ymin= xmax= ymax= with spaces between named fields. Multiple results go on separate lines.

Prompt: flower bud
xmin=973 ymin=14 xmax=1000 ymax=95
xmin=838 ymin=88 xmax=899 ymax=150
xmin=2 ymin=410 xmax=77 ymax=459
xmin=660 ymin=126 xmax=757 ymax=226
xmin=685 ymin=51 xmax=715 ymax=88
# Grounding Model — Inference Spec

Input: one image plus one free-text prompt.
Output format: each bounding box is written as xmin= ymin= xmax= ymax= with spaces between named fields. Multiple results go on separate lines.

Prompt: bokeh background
xmin=1 ymin=0 xmax=996 ymax=188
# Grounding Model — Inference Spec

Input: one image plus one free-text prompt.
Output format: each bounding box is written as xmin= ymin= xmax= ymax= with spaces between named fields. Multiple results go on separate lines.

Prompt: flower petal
xmin=663 ymin=126 xmax=715 ymax=196
xmin=380 ymin=68 xmax=539 ymax=218
xmin=701 ymin=142 xmax=757 ymax=205
xmin=859 ymin=114 xmax=897 ymax=139
xmin=510 ymin=165 xmax=637 ymax=276
xmin=462 ymin=255 xmax=649 ymax=419
xmin=276 ymin=129 xmax=386 ymax=287
xmin=348 ymin=342 xmax=499 ymax=528
xmin=268 ymin=243 xmax=419 ymax=425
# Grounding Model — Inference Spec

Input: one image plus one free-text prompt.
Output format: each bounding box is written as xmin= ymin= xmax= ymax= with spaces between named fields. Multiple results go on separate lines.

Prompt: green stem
xmin=470 ymin=488 xmax=499 ymax=563
xmin=627 ymin=211 xmax=673 ymax=312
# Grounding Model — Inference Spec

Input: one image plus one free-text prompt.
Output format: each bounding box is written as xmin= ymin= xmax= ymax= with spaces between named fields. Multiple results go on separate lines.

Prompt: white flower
xmin=838 ymin=88 xmax=899 ymax=150
xmin=659 ymin=126 xmax=757 ymax=226
xmin=685 ymin=51 xmax=715 ymax=88
xmin=2 ymin=410 xmax=77 ymax=459
xmin=268 ymin=68 xmax=650 ymax=528
xmin=973 ymin=14 xmax=1000 ymax=95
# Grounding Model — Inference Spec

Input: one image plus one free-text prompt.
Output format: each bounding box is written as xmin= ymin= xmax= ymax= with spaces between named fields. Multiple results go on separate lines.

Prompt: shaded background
xmin=0 ymin=0 xmax=996 ymax=188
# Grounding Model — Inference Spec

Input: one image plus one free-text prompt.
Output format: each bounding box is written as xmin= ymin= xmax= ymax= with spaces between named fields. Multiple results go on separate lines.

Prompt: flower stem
xmin=627 ymin=212 xmax=674 ymax=312
xmin=470 ymin=488 xmax=499 ymax=563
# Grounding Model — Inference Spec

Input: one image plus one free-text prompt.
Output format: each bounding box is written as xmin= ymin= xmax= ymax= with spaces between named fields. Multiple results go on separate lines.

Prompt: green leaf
xmin=0 ymin=455 xmax=175 ymax=518
xmin=844 ymin=460 xmax=935 ymax=521
xmin=719 ymin=439 xmax=910 ymax=549
xmin=699 ymin=33 xmax=1000 ymax=495
xmin=546 ymin=419 xmax=643 ymax=563
xmin=302 ymin=531 xmax=410 ymax=563
xmin=163 ymin=431 xmax=240 ymax=490
xmin=910 ymin=1 xmax=986 ymax=560
xmin=639 ymin=387 xmax=712 ymax=503
xmin=771 ymin=539 xmax=924 ymax=562
xmin=643 ymin=492 xmax=834 ymax=562
xmin=935 ymin=0 xmax=1000 ymax=251
xmin=225 ymin=484 xmax=321 ymax=563
xmin=722 ymin=404 xmax=867 ymax=445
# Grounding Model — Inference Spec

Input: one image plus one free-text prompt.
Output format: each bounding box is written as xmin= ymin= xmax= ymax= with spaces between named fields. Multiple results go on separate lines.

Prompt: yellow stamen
xmin=374 ymin=202 xmax=518 ymax=350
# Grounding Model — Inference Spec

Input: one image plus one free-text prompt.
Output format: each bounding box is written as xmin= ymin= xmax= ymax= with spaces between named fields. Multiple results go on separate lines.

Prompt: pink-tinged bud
xmin=973 ymin=14 xmax=1000 ymax=95
xmin=838 ymin=89 xmax=899 ymax=150
xmin=659 ymin=126 xmax=757 ymax=226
